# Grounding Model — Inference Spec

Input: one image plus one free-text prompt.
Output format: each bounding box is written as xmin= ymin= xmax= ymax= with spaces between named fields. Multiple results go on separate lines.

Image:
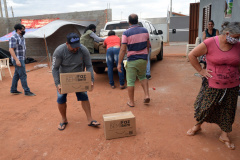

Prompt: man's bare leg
xmin=128 ymin=86 xmax=135 ymax=106
xmin=58 ymin=103 xmax=68 ymax=129
xmin=140 ymin=79 xmax=150 ymax=99
xmin=82 ymin=100 xmax=100 ymax=125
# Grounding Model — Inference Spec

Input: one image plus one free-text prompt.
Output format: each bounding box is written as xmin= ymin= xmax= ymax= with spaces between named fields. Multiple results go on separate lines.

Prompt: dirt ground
xmin=0 ymin=44 xmax=240 ymax=160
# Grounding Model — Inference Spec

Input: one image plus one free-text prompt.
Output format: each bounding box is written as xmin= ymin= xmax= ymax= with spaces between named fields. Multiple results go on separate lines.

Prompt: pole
xmin=0 ymin=0 xmax=3 ymax=18
xmin=44 ymin=34 xmax=51 ymax=69
xmin=11 ymin=6 xmax=14 ymax=17
xmin=3 ymin=0 xmax=8 ymax=18
xmin=170 ymin=0 xmax=172 ymax=17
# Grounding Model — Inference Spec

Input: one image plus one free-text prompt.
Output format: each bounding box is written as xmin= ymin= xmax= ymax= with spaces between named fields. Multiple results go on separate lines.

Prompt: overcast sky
xmin=2 ymin=0 xmax=199 ymax=20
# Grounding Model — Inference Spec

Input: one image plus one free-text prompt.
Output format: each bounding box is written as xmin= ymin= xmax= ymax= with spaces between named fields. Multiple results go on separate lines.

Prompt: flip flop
xmin=120 ymin=86 xmax=127 ymax=89
xmin=127 ymin=102 xmax=134 ymax=107
xmin=111 ymin=86 xmax=116 ymax=89
xmin=186 ymin=128 xmax=202 ymax=136
xmin=144 ymin=98 xmax=150 ymax=103
xmin=219 ymin=137 xmax=235 ymax=150
xmin=58 ymin=122 xmax=68 ymax=131
xmin=88 ymin=120 xmax=100 ymax=127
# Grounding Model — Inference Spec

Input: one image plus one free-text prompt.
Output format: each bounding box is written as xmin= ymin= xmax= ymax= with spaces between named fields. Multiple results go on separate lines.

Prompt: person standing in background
xmin=200 ymin=20 xmax=219 ymax=69
xmin=9 ymin=23 xmax=36 ymax=96
xmin=80 ymin=24 xmax=105 ymax=54
xmin=146 ymin=43 xmax=152 ymax=80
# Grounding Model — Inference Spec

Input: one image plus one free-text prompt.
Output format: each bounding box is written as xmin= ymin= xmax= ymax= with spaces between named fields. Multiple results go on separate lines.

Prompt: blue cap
xmin=67 ymin=33 xmax=81 ymax=48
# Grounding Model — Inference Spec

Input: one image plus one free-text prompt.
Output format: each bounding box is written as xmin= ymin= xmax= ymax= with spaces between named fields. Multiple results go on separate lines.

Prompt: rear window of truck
xmin=105 ymin=22 xmax=143 ymax=30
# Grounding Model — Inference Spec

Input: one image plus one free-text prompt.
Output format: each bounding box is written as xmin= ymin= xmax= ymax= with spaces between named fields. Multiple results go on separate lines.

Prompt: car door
xmin=145 ymin=22 xmax=155 ymax=55
xmin=148 ymin=23 xmax=161 ymax=57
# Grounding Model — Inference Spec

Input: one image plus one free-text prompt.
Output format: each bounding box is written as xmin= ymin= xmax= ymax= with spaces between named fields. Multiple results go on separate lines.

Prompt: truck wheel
xmin=156 ymin=45 xmax=163 ymax=61
xmin=93 ymin=66 xmax=105 ymax=74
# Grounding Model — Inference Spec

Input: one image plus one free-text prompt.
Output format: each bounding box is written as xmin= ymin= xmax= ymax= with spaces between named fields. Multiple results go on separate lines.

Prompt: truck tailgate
xmin=90 ymin=54 xmax=106 ymax=62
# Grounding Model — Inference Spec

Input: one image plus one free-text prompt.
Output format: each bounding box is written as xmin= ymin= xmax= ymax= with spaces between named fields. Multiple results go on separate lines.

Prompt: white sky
xmin=2 ymin=0 xmax=200 ymax=20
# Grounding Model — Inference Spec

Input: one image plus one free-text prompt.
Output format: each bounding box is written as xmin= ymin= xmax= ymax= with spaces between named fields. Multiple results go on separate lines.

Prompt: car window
xmin=145 ymin=22 xmax=152 ymax=34
xmin=105 ymin=22 xmax=143 ymax=30
xmin=149 ymin=23 xmax=157 ymax=35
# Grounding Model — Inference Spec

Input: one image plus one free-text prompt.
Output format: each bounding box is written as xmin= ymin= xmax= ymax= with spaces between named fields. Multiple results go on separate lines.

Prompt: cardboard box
xmin=99 ymin=44 xmax=106 ymax=54
xmin=94 ymin=42 xmax=100 ymax=50
xmin=103 ymin=111 xmax=136 ymax=140
xmin=60 ymin=72 xmax=91 ymax=94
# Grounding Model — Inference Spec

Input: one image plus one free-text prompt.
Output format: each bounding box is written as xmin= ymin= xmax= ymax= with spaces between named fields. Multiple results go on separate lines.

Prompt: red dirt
xmin=0 ymin=44 xmax=239 ymax=160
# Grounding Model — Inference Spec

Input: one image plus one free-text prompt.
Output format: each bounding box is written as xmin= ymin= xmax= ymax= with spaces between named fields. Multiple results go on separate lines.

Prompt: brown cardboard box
xmin=60 ymin=72 xmax=91 ymax=94
xmin=94 ymin=42 xmax=100 ymax=50
xmin=99 ymin=44 xmax=106 ymax=54
xmin=103 ymin=111 xmax=136 ymax=140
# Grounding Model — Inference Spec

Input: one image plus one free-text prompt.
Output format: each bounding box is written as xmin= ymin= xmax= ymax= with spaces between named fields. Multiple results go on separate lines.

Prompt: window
xmin=225 ymin=0 xmax=233 ymax=18
xmin=149 ymin=24 xmax=157 ymax=35
xmin=202 ymin=4 xmax=211 ymax=31
xmin=145 ymin=22 xmax=152 ymax=33
xmin=105 ymin=22 xmax=143 ymax=30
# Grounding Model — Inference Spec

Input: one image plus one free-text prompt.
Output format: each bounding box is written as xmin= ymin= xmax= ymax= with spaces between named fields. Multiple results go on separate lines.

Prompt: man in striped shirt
xmin=117 ymin=14 xmax=150 ymax=107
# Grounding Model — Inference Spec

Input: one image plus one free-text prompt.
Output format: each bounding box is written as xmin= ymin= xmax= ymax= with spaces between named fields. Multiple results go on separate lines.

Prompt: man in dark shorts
xmin=52 ymin=33 xmax=100 ymax=131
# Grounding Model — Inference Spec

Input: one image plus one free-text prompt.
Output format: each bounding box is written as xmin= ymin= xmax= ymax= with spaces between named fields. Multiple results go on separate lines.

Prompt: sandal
xmin=127 ymin=102 xmax=134 ymax=107
xmin=111 ymin=85 xmax=116 ymax=89
xmin=120 ymin=86 xmax=127 ymax=89
xmin=58 ymin=122 xmax=68 ymax=131
xmin=187 ymin=127 xmax=202 ymax=136
xmin=219 ymin=136 xmax=235 ymax=150
xmin=144 ymin=98 xmax=150 ymax=104
xmin=88 ymin=120 xmax=100 ymax=127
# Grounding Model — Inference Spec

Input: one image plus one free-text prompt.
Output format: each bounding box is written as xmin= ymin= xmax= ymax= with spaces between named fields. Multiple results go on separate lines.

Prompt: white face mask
xmin=226 ymin=35 xmax=239 ymax=44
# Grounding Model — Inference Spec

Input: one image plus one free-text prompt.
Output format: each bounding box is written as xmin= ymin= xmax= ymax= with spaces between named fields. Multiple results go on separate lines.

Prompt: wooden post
xmin=0 ymin=1 xmax=3 ymax=18
xmin=44 ymin=34 xmax=50 ymax=69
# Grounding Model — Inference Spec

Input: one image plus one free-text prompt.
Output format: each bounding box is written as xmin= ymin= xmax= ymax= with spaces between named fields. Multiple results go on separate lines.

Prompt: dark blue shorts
xmin=57 ymin=91 xmax=89 ymax=104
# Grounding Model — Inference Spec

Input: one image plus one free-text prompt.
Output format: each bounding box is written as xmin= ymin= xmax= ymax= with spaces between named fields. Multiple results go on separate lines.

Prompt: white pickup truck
xmin=91 ymin=19 xmax=163 ymax=74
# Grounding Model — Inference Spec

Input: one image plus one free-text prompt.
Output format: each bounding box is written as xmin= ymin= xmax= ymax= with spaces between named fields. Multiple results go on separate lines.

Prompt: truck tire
xmin=93 ymin=66 xmax=105 ymax=74
xmin=156 ymin=45 xmax=163 ymax=61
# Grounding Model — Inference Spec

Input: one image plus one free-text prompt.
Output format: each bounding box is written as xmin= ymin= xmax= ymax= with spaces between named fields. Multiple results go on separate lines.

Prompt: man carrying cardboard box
xmin=52 ymin=33 xmax=100 ymax=131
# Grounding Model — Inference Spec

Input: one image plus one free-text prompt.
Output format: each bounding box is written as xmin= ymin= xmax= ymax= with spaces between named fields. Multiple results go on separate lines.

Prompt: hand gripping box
xmin=103 ymin=111 xmax=136 ymax=140
xmin=60 ymin=72 xmax=91 ymax=94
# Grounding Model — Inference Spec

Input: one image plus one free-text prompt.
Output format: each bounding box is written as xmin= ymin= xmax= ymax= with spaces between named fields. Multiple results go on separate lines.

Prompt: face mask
xmin=226 ymin=35 xmax=239 ymax=44
xmin=21 ymin=31 xmax=25 ymax=36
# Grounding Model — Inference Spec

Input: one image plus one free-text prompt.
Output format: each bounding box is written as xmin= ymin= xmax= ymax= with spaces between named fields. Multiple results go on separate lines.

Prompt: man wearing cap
xmin=52 ymin=32 xmax=100 ymax=131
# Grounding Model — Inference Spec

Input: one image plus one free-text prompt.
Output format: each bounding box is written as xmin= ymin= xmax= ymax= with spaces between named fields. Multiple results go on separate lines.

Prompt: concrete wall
xmin=0 ymin=9 xmax=112 ymax=57
xmin=145 ymin=16 xmax=189 ymax=42
xmin=145 ymin=17 xmax=168 ymax=42
xmin=169 ymin=16 xmax=189 ymax=42
xmin=198 ymin=0 xmax=240 ymax=41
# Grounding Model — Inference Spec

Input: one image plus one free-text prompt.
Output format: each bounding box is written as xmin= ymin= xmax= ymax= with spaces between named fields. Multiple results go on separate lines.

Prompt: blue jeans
xmin=146 ymin=48 xmax=151 ymax=76
xmin=10 ymin=59 xmax=30 ymax=93
xmin=57 ymin=91 xmax=88 ymax=104
xmin=106 ymin=47 xmax=125 ymax=86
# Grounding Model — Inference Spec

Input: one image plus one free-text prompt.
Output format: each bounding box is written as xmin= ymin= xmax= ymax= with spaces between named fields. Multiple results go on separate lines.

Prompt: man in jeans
xmin=9 ymin=23 xmax=35 ymax=96
xmin=146 ymin=47 xmax=152 ymax=80
xmin=117 ymin=14 xmax=150 ymax=107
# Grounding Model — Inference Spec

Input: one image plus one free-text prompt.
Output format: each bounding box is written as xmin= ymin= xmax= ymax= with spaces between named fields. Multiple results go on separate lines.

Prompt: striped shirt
xmin=122 ymin=25 xmax=149 ymax=61
xmin=9 ymin=33 xmax=26 ymax=61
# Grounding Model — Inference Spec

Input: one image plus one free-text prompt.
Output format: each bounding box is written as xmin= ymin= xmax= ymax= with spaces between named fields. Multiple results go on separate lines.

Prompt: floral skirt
xmin=194 ymin=78 xmax=238 ymax=132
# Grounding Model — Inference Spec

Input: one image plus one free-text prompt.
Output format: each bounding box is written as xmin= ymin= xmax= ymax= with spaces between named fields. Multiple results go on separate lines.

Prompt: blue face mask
xmin=226 ymin=35 xmax=239 ymax=44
